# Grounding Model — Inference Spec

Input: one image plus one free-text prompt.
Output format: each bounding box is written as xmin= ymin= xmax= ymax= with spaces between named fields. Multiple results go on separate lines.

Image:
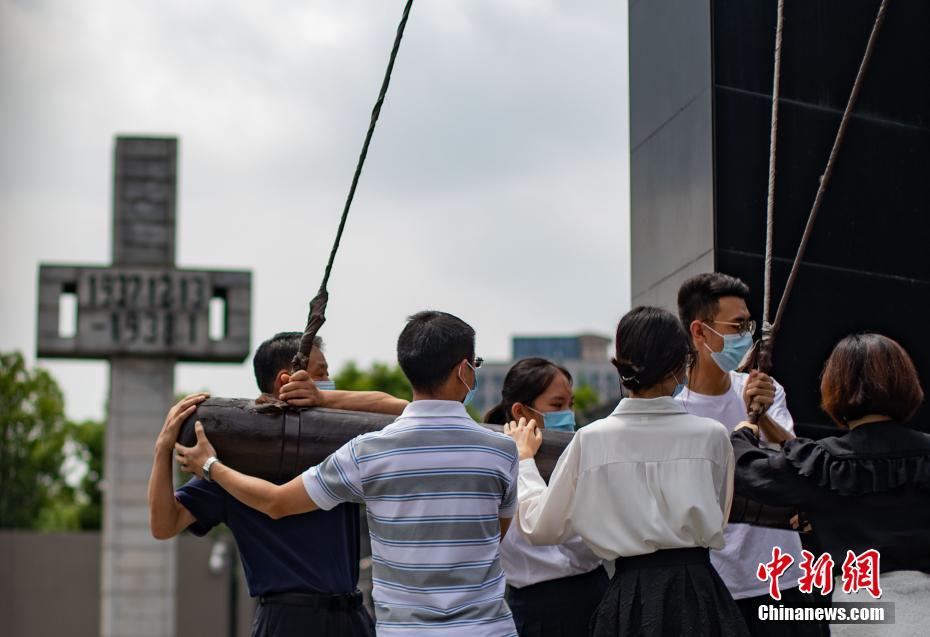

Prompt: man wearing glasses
xmin=675 ymin=273 xmax=822 ymax=637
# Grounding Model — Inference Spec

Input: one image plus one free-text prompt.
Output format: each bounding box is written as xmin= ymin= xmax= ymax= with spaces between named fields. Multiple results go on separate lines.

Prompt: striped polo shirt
xmin=303 ymin=400 xmax=519 ymax=636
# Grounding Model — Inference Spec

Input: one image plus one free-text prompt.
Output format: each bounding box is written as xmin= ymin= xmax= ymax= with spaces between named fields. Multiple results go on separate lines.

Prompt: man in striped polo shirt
xmin=176 ymin=311 xmax=519 ymax=636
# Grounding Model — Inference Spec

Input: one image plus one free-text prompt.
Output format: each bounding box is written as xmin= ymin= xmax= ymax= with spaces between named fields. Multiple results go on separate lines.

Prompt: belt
xmin=615 ymin=547 xmax=710 ymax=572
xmin=259 ymin=590 xmax=363 ymax=610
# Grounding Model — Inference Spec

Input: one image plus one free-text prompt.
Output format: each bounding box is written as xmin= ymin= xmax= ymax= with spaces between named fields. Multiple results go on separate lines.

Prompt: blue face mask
xmin=459 ymin=361 xmax=479 ymax=406
xmin=527 ymin=406 xmax=576 ymax=432
xmin=315 ymin=379 xmax=336 ymax=391
xmin=672 ymin=373 xmax=687 ymax=398
xmin=703 ymin=323 xmax=753 ymax=373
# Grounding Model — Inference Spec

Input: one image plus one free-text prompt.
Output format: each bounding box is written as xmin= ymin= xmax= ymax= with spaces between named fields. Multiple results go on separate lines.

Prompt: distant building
xmin=473 ymin=334 xmax=620 ymax=418
xmin=512 ymin=334 xmax=611 ymax=363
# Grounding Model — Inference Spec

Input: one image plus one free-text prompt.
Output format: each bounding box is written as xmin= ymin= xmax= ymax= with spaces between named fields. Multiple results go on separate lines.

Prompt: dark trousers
xmin=735 ymin=588 xmax=829 ymax=637
xmin=507 ymin=566 xmax=610 ymax=637
xmin=251 ymin=592 xmax=375 ymax=637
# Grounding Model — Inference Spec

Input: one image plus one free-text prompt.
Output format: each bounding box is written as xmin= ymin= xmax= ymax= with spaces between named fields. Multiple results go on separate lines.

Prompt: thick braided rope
xmin=292 ymin=0 xmax=416 ymax=372
xmin=769 ymin=0 xmax=889 ymax=339
xmin=749 ymin=0 xmax=889 ymax=423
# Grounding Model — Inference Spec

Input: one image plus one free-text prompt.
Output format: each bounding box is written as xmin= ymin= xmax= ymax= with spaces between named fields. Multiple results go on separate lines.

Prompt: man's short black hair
xmin=677 ymin=273 xmax=751 ymax=327
xmin=252 ymin=332 xmax=323 ymax=393
xmin=397 ymin=311 xmax=475 ymax=393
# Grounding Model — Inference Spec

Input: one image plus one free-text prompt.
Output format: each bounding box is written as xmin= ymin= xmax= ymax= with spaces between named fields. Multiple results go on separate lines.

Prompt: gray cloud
xmin=0 ymin=0 xmax=629 ymax=421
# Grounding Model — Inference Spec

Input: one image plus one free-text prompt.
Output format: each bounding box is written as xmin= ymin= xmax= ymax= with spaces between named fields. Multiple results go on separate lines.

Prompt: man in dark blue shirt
xmin=148 ymin=333 xmax=403 ymax=636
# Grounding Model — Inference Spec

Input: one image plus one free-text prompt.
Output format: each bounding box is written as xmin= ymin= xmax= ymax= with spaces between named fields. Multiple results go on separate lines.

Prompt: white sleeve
xmin=516 ymin=434 xmax=582 ymax=546
xmin=766 ymin=378 xmax=795 ymax=435
xmin=719 ymin=427 xmax=735 ymax=525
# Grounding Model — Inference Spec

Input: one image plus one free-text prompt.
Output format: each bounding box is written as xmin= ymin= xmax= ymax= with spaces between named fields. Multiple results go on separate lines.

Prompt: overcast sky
xmin=0 ymin=0 xmax=630 ymax=422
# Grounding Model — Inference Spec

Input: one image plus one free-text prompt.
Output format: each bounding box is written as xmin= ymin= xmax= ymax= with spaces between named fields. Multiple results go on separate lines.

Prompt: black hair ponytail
xmin=611 ymin=306 xmax=693 ymax=392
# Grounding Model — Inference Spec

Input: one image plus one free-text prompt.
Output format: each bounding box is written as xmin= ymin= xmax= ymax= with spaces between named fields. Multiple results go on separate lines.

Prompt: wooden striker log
xmin=178 ymin=398 xmax=799 ymax=530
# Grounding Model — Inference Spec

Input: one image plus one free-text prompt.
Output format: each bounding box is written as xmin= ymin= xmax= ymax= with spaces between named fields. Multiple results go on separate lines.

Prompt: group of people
xmin=147 ymin=272 xmax=930 ymax=637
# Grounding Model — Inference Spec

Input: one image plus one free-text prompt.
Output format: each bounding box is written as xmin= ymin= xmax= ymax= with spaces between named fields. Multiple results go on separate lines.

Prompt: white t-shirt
xmin=677 ymin=371 xmax=804 ymax=599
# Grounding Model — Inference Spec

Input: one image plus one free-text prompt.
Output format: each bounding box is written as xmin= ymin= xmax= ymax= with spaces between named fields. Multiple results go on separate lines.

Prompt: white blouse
xmin=517 ymin=397 xmax=734 ymax=560
xmin=501 ymin=517 xmax=602 ymax=589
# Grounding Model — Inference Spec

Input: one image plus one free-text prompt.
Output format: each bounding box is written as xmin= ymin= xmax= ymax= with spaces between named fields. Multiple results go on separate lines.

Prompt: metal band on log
xmin=179 ymin=398 xmax=800 ymax=530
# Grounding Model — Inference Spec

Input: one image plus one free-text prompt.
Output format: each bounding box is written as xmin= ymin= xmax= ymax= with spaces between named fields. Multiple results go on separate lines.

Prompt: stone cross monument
xmin=36 ymin=136 xmax=251 ymax=637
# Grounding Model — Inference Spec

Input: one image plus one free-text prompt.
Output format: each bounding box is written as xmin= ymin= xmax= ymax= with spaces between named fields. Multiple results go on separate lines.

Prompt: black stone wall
xmin=711 ymin=0 xmax=930 ymax=434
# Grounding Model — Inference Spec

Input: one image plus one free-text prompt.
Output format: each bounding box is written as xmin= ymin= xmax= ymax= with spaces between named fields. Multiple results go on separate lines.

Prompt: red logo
xmin=797 ymin=550 xmax=834 ymax=595
xmin=841 ymin=549 xmax=882 ymax=598
xmin=757 ymin=547 xmax=882 ymax=600
xmin=756 ymin=546 xmax=795 ymax=601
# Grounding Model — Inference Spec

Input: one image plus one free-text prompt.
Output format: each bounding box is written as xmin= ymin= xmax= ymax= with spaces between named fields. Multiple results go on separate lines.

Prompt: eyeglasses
xmin=709 ymin=319 xmax=756 ymax=336
xmin=456 ymin=357 xmax=483 ymax=372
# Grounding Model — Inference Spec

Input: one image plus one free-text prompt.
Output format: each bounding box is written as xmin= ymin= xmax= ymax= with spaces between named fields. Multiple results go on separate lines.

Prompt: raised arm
xmin=279 ymin=370 xmax=409 ymax=415
xmin=148 ymin=393 xmax=204 ymax=539
xmin=175 ymin=422 xmax=318 ymax=519
xmin=505 ymin=417 xmax=580 ymax=546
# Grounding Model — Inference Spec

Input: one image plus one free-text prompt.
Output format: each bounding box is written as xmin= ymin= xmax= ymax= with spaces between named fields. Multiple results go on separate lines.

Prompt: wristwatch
xmin=202 ymin=456 xmax=220 ymax=481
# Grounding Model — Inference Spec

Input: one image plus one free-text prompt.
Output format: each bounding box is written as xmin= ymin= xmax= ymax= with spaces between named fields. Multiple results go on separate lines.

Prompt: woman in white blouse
xmin=485 ymin=358 xmax=607 ymax=636
xmin=505 ymin=307 xmax=749 ymax=636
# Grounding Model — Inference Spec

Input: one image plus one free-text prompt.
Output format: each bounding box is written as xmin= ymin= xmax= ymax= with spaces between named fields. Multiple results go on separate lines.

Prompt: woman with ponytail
xmin=484 ymin=358 xmax=607 ymax=636
xmin=505 ymin=307 xmax=749 ymax=636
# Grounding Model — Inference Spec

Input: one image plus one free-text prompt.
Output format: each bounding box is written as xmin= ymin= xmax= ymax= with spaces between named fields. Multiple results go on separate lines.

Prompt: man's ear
xmin=456 ymin=358 xmax=470 ymax=382
xmin=689 ymin=320 xmax=705 ymax=344
xmin=272 ymin=370 xmax=290 ymax=396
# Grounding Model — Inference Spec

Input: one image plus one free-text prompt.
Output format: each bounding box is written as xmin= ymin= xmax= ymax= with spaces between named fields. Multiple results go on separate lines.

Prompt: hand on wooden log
xmin=156 ymin=392 xmax=209 ymax=454
xmin=278 ymin=370 xmax=324 ymax=408
xmin=174 ymin=422 xmax=217 ymax=479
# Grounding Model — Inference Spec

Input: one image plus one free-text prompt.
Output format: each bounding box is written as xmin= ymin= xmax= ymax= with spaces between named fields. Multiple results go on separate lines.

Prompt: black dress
xmin=730 ymin=421 xmax=930 ymax=574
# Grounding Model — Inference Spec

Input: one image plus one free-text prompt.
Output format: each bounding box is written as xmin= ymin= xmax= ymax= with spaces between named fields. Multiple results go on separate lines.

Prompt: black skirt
xmin=590 ymin=547 xmax=749 ymax=637
xmin=508 ymin=566 xmax=610 ymax=637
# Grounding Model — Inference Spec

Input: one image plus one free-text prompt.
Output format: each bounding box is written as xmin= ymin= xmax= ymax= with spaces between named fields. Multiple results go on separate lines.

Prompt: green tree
xmin=334 ymin=361 xmax=412 ymax=401
xmin=45 ymin=418 xmax=104 ymax=531
xmin=0 ymin=351 xmax=71 ymax=528
xmin=0 ymin=352 xmax=104 ymax=530
xmin=573 ymin=384 xmax=601 ymax=417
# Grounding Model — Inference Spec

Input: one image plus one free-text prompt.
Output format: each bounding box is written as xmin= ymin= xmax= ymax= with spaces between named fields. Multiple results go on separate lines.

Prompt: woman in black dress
xmin=731 ymin=333 xmax=930 ymax=636
xmin=506 ymin=307 xmax=749 ymax=636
